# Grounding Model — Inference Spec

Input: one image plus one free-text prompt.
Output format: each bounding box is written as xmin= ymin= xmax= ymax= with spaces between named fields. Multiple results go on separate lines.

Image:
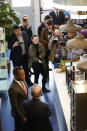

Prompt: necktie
xmin=56 ymin=12 xmax=59 ymax=17
xmin=20 ymin=81 xmax=27 ymax=95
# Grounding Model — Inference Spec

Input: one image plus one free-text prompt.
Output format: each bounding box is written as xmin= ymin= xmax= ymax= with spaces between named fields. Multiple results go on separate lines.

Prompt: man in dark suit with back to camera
xmin=8 ymin=66 xmax=29 ymax=131
xmin=24 ymin=84 xmax=53 ymax=131
xmin=8 ymin=24 xmax=33 ymax=86
xmin=49 ymin=7 xmax=65 ymax=28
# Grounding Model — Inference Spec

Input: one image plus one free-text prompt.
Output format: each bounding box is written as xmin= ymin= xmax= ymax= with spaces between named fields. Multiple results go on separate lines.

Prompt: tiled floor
xmin=0 ymin=62 xmax=59 ymax=131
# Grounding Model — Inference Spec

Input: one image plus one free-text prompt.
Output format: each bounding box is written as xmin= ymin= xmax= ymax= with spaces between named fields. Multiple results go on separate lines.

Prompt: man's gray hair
xmin=31 ymin=84 xmax=42 ymax=98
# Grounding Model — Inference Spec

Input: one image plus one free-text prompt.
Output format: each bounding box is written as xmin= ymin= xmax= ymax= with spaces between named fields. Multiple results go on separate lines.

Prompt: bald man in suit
xmin=24 ymin=84 xmax=53 ymax=131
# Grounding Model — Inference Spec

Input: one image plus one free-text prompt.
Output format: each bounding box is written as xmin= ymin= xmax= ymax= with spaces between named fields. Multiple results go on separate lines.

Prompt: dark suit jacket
xmin=8 ymin=80 xmax=29 ymax=119
xmin=38 ymin=22 xmax=46 ymax=42
xmin=21 ymin=26 xmax=33 ymax=44
xmin=24 ymin=98 xmax=53 ymax=131
xmin=8 ymin=31 xmax=30 ymax=62
xmin=49 ymin=10 xmax=65 ymax=25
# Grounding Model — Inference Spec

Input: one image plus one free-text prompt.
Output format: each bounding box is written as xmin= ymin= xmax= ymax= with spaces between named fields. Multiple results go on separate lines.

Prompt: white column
xmin=33 ymin=0 xmax=40 ymax=34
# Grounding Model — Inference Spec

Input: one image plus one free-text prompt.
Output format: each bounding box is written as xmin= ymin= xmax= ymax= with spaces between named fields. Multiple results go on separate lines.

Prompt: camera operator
xmin=53 ymin=30 xmax=68 ymax=60
xmin=8 ymin=24 xmax=33 ymax=86
xmin=21 ymin=15 xmax=33 ymax=44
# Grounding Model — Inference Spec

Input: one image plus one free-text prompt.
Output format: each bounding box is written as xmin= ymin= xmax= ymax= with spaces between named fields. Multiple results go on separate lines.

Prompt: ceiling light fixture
xmin=59 ymin=20 xmax=81 ymax=33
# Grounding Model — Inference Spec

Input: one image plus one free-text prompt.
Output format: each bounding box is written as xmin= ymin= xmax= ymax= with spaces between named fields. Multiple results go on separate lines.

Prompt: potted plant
xmin=0 ymin=1 xmax=20 ymax=40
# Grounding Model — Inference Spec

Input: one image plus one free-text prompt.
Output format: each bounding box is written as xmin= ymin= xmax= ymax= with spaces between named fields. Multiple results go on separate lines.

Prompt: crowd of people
xmin=8 ymin=7 xmax=85 ymax=131
xmin=8 ymin=8 xmax=71 ymax=89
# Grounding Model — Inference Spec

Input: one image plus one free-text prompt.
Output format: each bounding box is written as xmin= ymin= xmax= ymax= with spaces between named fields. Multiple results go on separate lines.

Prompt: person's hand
xmin=54 ymin=24 xmax=59 ymax=29
xmin=23 ymin=21 xmax=29 ymax=27
xmin=22 ymin=117 xmax=27 ymax=123
xmin=50 ymin=36 xmax=54 ymax=40
xmin=66 ymin=46 xmax=70 ymax=51
xmin=13 ymin=42 xmax=19 ymax=48
xmin=22 ymin=23 xmax=26 ymax=27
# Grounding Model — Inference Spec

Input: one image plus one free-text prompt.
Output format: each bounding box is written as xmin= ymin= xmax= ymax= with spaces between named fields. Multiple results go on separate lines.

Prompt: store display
xmin=77 ymin=58 xmax=87 ymax=72
xmin=0 ymin=27 xmax=8 ymax=90
xmin=71 ymin=80 xmax=87 ymax=131
xmin=59 ymin=60 xmax=66 ymax=71
xmin=0 ymin=27 xmax=4 ymax=40
xmin=65 ymin=62 xmax=85 ymax=91
xmin=0 ymin=41 xmax=4 ymax=53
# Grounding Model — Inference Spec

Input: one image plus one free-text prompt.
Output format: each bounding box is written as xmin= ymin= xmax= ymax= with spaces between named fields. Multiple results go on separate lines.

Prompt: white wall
xmin=9 ymin=0 xmax=40 ymax=33
xmin=33 ymin=0 xmax=40 ymax=34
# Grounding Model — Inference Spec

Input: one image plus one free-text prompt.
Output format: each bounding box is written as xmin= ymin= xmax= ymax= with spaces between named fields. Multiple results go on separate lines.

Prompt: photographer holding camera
xmin=21 ymin=15 xmax=33 ymax=44
xmin=8 ymin=24 xmax=33 ymax=86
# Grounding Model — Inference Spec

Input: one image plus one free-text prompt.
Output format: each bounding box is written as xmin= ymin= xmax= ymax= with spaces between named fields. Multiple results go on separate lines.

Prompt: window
xmin=41 ymin=0 xmax=53 ymax=9
xmin=12 ymin=0 xmax=31 ymax=7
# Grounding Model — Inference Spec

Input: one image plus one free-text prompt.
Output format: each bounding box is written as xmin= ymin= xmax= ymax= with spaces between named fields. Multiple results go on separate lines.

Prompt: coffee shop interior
xmin=1 ymin=0 xmax=87 ymax=131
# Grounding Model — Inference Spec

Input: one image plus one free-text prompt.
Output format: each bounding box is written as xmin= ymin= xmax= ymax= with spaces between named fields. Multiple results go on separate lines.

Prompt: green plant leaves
xmin=0 ymin=2 xmax=20 ymax=40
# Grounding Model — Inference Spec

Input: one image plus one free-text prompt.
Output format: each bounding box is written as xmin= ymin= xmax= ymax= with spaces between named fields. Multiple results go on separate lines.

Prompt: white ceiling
xmin=53 ymin=0 xmax=87 ymax=6
xmin=41 ymin=0 xmax=87 ymax=11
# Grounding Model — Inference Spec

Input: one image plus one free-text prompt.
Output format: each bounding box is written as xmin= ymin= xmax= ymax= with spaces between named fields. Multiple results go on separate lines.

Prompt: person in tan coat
xmin=41 ymin=19 xmax=54 ymax=79
xmin=41 ymin=19 xmax=54 ymax=50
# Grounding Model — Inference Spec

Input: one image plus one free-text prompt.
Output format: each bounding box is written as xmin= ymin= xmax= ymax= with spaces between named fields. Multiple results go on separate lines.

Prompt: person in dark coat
xmin=38 ymin=15 xmax=51 ymax=42
xmin=8 ymin=67 xmax=29 ymax=131
xmin=20 ymin=15 xmax=34 ymax=75
xmin=41 ymin=19 xmax=54 ymax=82
xmin=21 ymin=15 xmax=33 ymax=44
xmin=24 ymin=84 xmax=53 ymax=131
xmin=49 ymin=7 xmax=65 ymax=27
xmin=8 ymin=24 xmax=33 ymax=86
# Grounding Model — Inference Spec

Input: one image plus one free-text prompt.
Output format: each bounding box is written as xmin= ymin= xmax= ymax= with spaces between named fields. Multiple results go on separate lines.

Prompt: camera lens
xmin=23 ymin=18 xmax=26 ymax=22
